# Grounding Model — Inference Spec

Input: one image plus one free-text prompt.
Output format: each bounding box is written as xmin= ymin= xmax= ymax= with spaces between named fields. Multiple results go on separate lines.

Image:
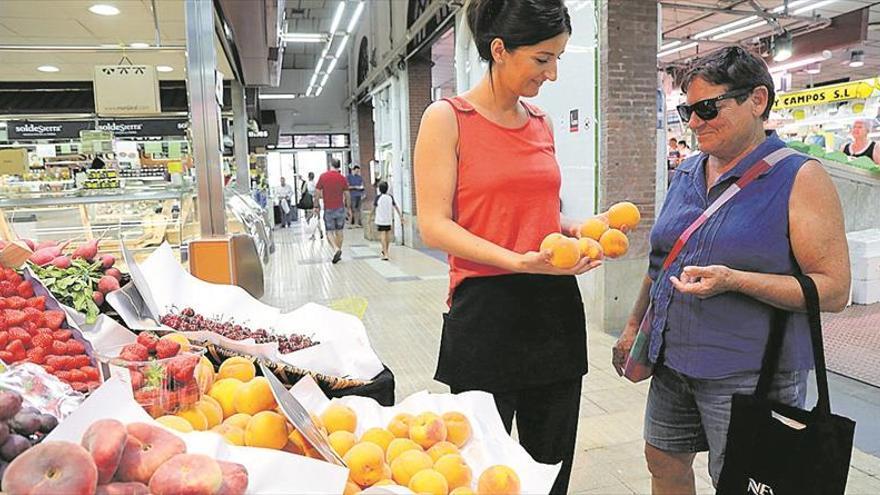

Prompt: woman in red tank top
xmin=413 ymin=1 xmax=600 ymax=493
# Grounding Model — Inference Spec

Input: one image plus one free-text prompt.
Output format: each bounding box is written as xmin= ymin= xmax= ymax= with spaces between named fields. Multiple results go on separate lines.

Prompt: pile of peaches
xmin=541 ymin=201 xmax=641 ymax=268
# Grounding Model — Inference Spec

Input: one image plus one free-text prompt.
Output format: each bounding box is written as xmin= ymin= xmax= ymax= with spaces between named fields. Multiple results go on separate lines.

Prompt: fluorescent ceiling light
xmin=699 ymin=1 xmax=837 ymax=42
xmin=320 ymin=73 xmax=330 ymax=87
xmin=316 ymin=87 xmax=324 ymax=97
xmin=710 ymin=20 xmax=765 ymax=40
xmin=769 ymin=54 xmax=826 ymax=74
xmin=281 ymin=33 xmax=325 ymax=43
xmin=314 ymin=57 xmax=326 ymax=75
xmin=694 ymin=15 xmax=758 ymax=39
xmin=156 ymin=65 xmax=174 ymax=72
xmin=849 ymin=50 xmax=864 ymax=68
xmin=306 ymin=86 xmax=314 ymax=97
xmin=309 ymin=73 xmax=318 ymax=87
xmin=335 ymin=35 xmax=350 ymax=59
xmin=793 ymin=0 xmax=838 ymax=14
xmin=347 ymin=1 xmax=365 ymax=33
xmin=329 ymin=2 xmax=346 ymax=35
xmin=658 ymin=42 xmax=697 ymax=58
xmin=130 ymin=42 xmax=150 ymax=49
xmin=37 ymin=65 xmax=60 ymax=73
xmin=259 ymin=94 xmax=299 ymax=100
xmin=89 ymin=4 xmax=119 ymax=16
xmin=660 ymin=40 xmax=681 ymax=51
xmin=326 ymin=58 xmax=339 ymax=74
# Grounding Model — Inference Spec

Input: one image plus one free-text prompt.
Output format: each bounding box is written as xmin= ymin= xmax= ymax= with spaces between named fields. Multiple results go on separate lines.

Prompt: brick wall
xmin=357 ymin=102 xmax=377 ymax=204
xmin=407 ymin=53 xmax=434 ymax=215
xmin=600 ymin=0 xmax=658 ymax=257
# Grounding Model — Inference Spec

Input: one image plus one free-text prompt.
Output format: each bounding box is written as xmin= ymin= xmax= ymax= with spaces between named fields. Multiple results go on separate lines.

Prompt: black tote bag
xmin=717 ymin=274 xmax=856 ymax=495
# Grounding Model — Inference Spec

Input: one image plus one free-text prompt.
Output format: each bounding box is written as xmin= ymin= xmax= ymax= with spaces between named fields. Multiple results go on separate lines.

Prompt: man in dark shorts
xmin=315 ymin=158 xmax=350 ymax=264
xmin=346 ymin=165 xmax=365 ymax=227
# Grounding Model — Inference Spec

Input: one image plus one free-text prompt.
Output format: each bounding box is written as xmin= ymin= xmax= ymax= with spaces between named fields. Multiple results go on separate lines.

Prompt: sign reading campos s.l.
xmin=7 ymin=119 xmax=188 ymax=140
xmin=94 ymin=65 xmax=161 ymax=116
xmin=772 ymin=77 xmax=879 ymax=111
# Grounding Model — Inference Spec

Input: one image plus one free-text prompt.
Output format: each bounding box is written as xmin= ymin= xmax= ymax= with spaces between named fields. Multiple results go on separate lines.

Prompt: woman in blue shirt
xmin=612 ymin=47 xmax=851 ymax=493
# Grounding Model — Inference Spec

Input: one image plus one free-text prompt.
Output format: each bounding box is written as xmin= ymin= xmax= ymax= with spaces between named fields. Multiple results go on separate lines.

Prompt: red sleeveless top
xmin=444 ymin=96 xmax=562 ymax=302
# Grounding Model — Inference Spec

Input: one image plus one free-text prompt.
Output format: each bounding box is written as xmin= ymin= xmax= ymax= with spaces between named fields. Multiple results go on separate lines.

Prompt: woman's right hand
xmin=512 ymin=250 xmax=602 ymax=276
xmin=612 ymin=319 xmax=639 ymax=376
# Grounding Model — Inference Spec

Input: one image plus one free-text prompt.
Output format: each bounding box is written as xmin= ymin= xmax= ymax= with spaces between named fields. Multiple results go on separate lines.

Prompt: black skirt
xmin=435 ymin=273 xmax=588 ymax=393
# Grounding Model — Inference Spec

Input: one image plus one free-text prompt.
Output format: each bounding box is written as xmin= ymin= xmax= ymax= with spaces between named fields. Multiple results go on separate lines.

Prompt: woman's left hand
xmin=669 ymin=265 xmax=740 ymax=299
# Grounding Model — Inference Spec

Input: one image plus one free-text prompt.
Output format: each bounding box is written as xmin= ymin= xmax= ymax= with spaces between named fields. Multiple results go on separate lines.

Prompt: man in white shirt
xmin=277 ymin=176 xmax=294 ymax=228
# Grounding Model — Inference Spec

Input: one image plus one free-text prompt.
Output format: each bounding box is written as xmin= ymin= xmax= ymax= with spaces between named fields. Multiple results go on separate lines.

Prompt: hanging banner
xmin=7 ymin=121 xmax=94 ymax=139
xmin=772 ymin=78 xmax=879 ymax=110
xmin=94 ymin=65 xmax=161 ymax=116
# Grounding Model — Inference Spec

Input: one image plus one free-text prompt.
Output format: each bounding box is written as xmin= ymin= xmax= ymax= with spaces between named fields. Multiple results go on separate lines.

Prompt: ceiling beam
xmin=660 ymin=2 xmax=821 ymax=23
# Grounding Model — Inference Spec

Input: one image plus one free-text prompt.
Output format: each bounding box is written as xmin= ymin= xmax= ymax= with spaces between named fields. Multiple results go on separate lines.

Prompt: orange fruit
xmin=343 ymin=442 xmax=388 ymax=488
xmin=388 ymin=413 xmax=414 ymax=438
xmin=387 ymin=438 xmax=424 ymax=464
xmin=233 ymin=376 xmax=277 ymax=415
xmin=217 ymin=356 xmax=256 ymax=382
xmin=441 ymin=412 xmax=472 ymax=448
xmin=176 ymin=407 xmax=208 ymax=431
xmin=450 ymin=488 xmax=476 ymax=495
xmin=156 ymin=415 xmax=194 ymax=433
xmin=391 ymin=449 xmax=434 ymax=486
xmin=329 ymin=430 xmax=358 ymax=457
xmin=540 ymin=234 xmax=581 ymax=269
xmin=211 ymin=423 xmax=245 ymax=446
xmin=599 ymin=229 xmax=629 ymax=259
xmin=427 ymin=441 xmax=459 ymax=463
xmin=321 ymin=403 xmax=357 ymax=434
xmin=244 ymin=411 xmax=290 ymax=450
xmin=360 ymin=427 xmax=395 ymax=453
xmin=208 ymin=378 xmax=245 ymax=418
xmin=579 ymin=217 xmax=609 ymax=240
xmin=577 ymin=237 xmax=604 ymax=260
xmin=195 ymin=398 xmax=223 ymax=428
xmin=434 ymin=453 xmax=472 ymax=490
xmin=607 ymin=201 xmax=641 ymax=231
xmin=223 ymin=412 xmax=252 ymax=430
xmin=477 ymin=465 xmax=521 ymax=495
xmin=408 ymin=468 xmax=449 ymax=495
xmin=409 ymin=412 xmax=448 ymax=449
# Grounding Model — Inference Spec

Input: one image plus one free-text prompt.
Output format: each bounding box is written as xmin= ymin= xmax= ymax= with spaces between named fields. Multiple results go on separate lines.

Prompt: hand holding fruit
xmin=669 ymin=265 xmax=739 ymax=299
xmin=513 ymin=248 xmax=601 ymax=276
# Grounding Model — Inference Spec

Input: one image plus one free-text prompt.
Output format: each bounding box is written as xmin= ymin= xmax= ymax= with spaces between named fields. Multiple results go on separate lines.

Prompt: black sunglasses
xmin=677 ymin=87 xmax=754 ymax=122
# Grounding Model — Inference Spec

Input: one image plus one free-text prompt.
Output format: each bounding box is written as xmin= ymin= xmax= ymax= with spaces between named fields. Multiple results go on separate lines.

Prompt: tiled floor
xmin=823 ymin=303 xmax=880 ymax=387
xmin=263 ymin=224 xmax=880 ymax=494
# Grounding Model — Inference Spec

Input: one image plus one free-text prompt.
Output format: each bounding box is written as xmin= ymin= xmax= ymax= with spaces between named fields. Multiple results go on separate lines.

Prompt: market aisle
xmin=263 ymin=224 xmax=880 ymax=494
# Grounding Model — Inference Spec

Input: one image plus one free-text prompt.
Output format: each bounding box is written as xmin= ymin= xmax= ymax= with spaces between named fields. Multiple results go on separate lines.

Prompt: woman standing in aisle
xmin=842 ymin=119 xmax=880 ymax=164
xmin=612 ymin=46 xmax=850 ymax=493
xmin=414 ymin=1 xmax=599 ymax=493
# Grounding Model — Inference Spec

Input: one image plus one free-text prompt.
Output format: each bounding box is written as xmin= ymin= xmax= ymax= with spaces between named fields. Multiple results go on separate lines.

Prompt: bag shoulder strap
xmin=661 ymin=147 xmax=797 ymax=271
xmin=755 ymin=274 xmax=832 ymax=416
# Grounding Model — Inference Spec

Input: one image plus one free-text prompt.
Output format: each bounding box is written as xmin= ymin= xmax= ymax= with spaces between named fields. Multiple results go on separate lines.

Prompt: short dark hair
xmin=681 ymin=46 xmax=775 ymax=120
xmin=308 ymin=172 xmax=314 ymax=179
xmin=467 ymin=0 xmax=571 ymax=71
xmin=330 ymin=158 xmax=341 ymax=169
xmin=378 ymin=181 xmax=389 ymax=194
xmin=352 ymin=165 xmax=360 ymax=170
xmin=678 ymin=140 xmax=688 ymax=147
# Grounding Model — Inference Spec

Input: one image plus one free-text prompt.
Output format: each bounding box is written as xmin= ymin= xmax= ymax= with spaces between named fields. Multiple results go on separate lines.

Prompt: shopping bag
xmin=280 ymin=198 xmax=291 ymax=214
xmin=622 ymin=303 xmax=655 ymax=383
xmin=305 ymin=215 xmax=320 ymax=238
xmin=716 ymin=274 xmax=855 ymax=495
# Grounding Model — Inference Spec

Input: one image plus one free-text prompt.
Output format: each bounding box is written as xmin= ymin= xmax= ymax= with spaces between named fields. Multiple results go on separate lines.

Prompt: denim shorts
xmin=644 ymin=364 xmax=807 ymax=485
xmin=323 ymin=207 xmax=346 ymax=231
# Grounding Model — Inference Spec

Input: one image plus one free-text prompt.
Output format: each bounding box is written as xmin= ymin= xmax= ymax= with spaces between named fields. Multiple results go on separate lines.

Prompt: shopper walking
xmin=414 ymin=1 xmax=600 ymax=493
xmin=315 ymin=159 xmax=350 ymax=264
xmin=347 ymin=165 xmax=366 ymax=227
xmin=612 ymin=46 xmax=850 ymax=493
xmin=374 ymin=181 xmax=401 ymax=260
xmin=842 ymin=118 xmax=880 ymax=164
xmin=276 ymin=176 xmax=294 ymax=228
xmin=303 ymin=172 xmax=324 ymax=240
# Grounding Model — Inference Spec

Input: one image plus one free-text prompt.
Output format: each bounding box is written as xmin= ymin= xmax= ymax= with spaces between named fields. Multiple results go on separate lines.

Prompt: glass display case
xmin=225 ymin=187 xmax=274 ymax=264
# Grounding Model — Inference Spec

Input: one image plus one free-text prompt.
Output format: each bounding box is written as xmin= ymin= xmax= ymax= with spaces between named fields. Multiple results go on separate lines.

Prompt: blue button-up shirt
xmin=647 ymin=132 xmax=814 ymax=379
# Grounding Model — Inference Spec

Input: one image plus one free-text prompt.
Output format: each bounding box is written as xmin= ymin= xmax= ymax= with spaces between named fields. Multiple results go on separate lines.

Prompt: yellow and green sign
xmin=772 ymin=78 xmax=878 ymax=110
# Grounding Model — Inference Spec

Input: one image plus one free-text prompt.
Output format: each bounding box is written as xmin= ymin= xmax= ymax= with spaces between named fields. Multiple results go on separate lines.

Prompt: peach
xmin=177 ymin=407 xmax=208 ymax=431
xmin=374 ymin=478 xmax=396 ymax=486
xmin=195 ymin=357 xmax=215 ymax=395
xmin=408 ymin=468 xmax=449 ymax=495
xmin=2 ymin=441 xmax=98 ymax=495
xmin=577 ymin=237 xmax=604 ymax=261
xmin=329 ymin=430 xmax=358 ymax=457
xmin=215 ymin=460 xmax=248 ymax=495
xmin=210 ymin=424 xmax=245 ymax=446
xmin=81 ymin=418 xmax=128 ymax=484
xmin=116 ymin=422 xmax=186 ymax=484
xmin=147 ymin=454 xmax=222 ymax=495
xmin=607 ymin=201 xmax=641 ymax=232
xmin=343 ymin=480 xmax=361 ymax=495
xmin=95 ymin=482 xmax=151 ymax=495
xmin=450 ymin=487 xmax=476 ymax=495
xmin=360 ymin=427 xmax=395 ymax=453
xmin=387 ymin=412 xmax=414 ymax=438
xmin=477 ymin=465 xmax=520 ymax=495
xmin=599 ymin=229 xmax=629 ymax=258
xmin=223 ymin=413 xmax=252 ymax=430
xmin=409 ymin=412 xmax=447 ymax=449
xmin=427 ymin=441 xmax=459 ymax=463
xmin=156 ymin=415 xmax=194 ymax=433
xmin=244 ymin=411 xmax=289 ymax=450
xmin=579 ymin=217 xmax=609 ymax=240
xmin=390 ymin=449 xmax=433 ymax=486
xmin=217 ymin=356 xmax=255 ymax=382
xmin=441 ymin=412 xmax=472 ymax=448
xmin=387 ymin=438 xmax=423 ymax=463
xmin=208 ymin=378 xmax=245 ymax=419
xmin=342 ymin=442 xmax=387 ymax=488
xmin=434 ymin=454 xmax=472 ymax=490
xmin=233 ymin=377 xmax=277 ymax=415
xmin=321 ymin=403 xmax=357 ymax=434
xmin=540 ymin=234 xmax=581 ymax=269
xmin=195 ymin=398 xmax=223 ymax=429
xmin=160 ymin=333 xmax=191 ymax=352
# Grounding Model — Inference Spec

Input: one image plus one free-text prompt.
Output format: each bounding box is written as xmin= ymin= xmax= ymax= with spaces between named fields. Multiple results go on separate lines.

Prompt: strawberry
xmin=68 ymin=369 xmax=87 ymax=383
xmin=43 ymin=365 xmax=55 ymax=374
xmin=71 ymin=382 xmax=88 ymax=393
xmin=8 ymin=328 xmax=30 ymax=347
xmin=159 ymin=389 xmax=179 ymax=412
xmin=51 ymin=340 xmax=67 ymax=356
xmin=5 ymin=297 xmax=25 ymax=310
xmin=35 ymin=327 xmax=51 ymax=335
xmin=72 ymin=355 xmax=90 ymax=368
xmin=24 ymin=323 xmax=39 ymax=336
xmin=82 ymin=366 xmax=100 ymax=381
xmin=0 ymin=314 xmax=7 ymax=330
xmin=0 ymin=281 xmax=14 ymax=297
xmin=45 ymin=356 xmax=62 ymax=369
xmin=25 ymin=296 xmax=45 ymax=311
xmin=26 ymin=347 xmax=46 ymax=364
xmin=0 ymin=331 xmax=7 ymax=348
xmin=43 ymin=311 xmax=66 ymax=330
xmin=15 ymin=282 xmax=33 ymax=299
xmin=168 ymin=355 xmax=199 ymax=383
xmin=22 ymin=307 xmax=43 ymax=327
xmin=62 ymin=356 xmax=78 ymax=370
xmin=154 ymin=339 xmax=180 ymax=359
xmin=55 ymin=370 xmax=71 ymax=381
xmin=136 ymin=332 xmax=159 ymax=352
xmin=52 ymin=329 xmax=72 ymax=342
xmin=66 ymin=340 xmax=86 ymax=356
xmin=0 ymin=350 xmax=12 ymax=363
xmin=4 ymin=310 xmax=26 ymax=327
xmin=0 ymin=300 xmax=6 ymax=310
xmin=6 ymin=340 xmax=25 ymax=362
xmin=120 ymin=343 xmax=150 ymax=362
xmin=130 ymin=370 xmax=145 ymax=389
xmin=31 ymin=334 xmax=53 ymax=349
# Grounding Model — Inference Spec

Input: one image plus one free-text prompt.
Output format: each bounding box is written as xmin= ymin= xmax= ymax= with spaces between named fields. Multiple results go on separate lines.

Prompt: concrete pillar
xmin=404 ymin=54 xmax=433 ymax=249
xmin=597 ymin=0 xmax=658 ymax=333
xmin=231 ymin=80 xmax=249 ymax=194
